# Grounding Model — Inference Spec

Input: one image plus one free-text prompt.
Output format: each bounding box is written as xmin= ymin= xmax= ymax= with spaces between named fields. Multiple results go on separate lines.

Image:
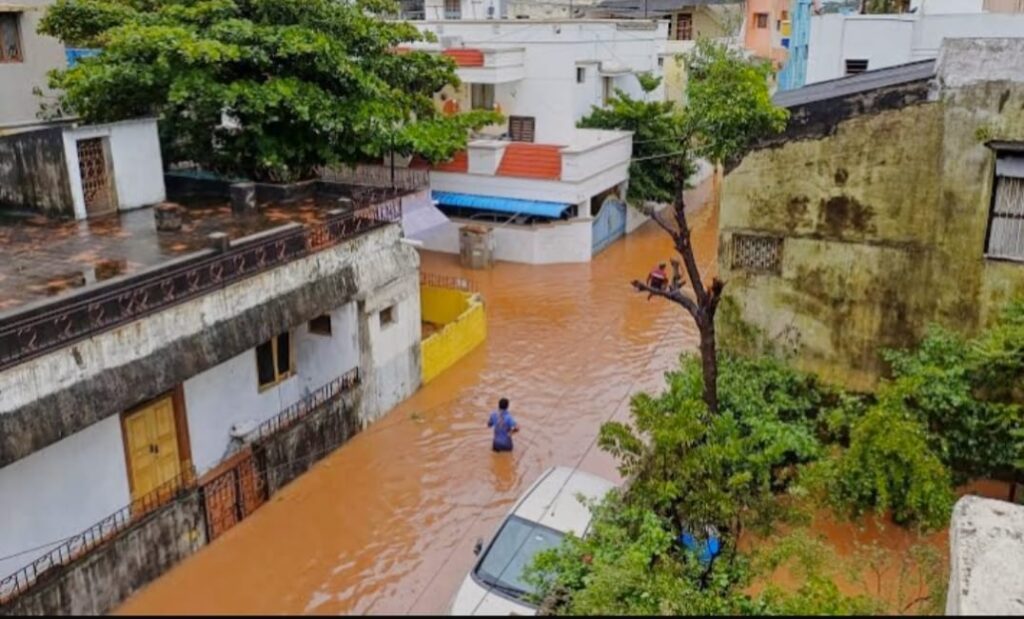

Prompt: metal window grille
xmin=675 ymin=13 xmax=693 ymax=40
xmin=731 ymin=234 xmax=783 ymax=274
xmin=987 ymin=176 xmax=1024 ymax=261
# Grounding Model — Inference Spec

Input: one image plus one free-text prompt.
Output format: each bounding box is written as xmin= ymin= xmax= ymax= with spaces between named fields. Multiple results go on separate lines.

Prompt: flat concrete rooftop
xmin=0 ymin=198 xmax=351 ymax=314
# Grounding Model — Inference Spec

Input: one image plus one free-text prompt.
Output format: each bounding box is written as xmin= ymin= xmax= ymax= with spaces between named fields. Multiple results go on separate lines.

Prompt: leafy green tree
xmin=825 ymin=404 xmax=956 ymax=530
xmin=599 ymin=354 xmax=823 ymax=538
xmin=527 ymin=493 xmax=769 ymax=616
xmin=39 ymin=0 xmax=497 ymax=181
xmin=578 ymin=75 xmax=688 ymax=205
xmin=879 ymin=301 xmax=1024 ymax=484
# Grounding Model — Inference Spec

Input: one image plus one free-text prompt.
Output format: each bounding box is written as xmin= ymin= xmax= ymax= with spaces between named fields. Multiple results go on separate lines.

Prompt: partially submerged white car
xmin=448 ymin=466 xmax=617 ymax=616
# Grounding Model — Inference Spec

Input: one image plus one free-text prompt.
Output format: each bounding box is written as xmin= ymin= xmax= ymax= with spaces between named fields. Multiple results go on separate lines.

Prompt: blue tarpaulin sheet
xmin=66 ymin=48 xmax=101 ymax=67
xmin=432 ymin=191 xmax=570 ymax=219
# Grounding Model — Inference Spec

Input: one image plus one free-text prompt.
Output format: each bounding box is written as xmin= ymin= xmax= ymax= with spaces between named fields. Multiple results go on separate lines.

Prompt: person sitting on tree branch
xmin=646 ymin=263 xmax=669 ymax=300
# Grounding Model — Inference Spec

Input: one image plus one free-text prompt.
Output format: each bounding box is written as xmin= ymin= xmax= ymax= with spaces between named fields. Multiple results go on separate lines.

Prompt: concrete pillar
xmin=154 ymin=203 xmax=183 ymax=231
xmin=230 ymin=182 xmax=257 ymax=214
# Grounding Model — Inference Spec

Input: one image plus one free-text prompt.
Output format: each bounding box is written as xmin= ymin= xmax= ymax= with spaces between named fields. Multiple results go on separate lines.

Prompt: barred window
xmin=732 ymin=234 xmax=783 ymax=274
xmin=986 ymin=153 xmax=1024 ymax=262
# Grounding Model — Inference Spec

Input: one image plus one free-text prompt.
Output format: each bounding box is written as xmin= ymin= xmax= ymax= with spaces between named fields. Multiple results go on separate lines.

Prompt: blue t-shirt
xmin=488 ymin=410 xmax=518 ymax=449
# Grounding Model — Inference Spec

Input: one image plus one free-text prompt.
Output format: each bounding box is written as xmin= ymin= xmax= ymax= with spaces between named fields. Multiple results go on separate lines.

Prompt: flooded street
xmin=116 ymin=181 xmax=719 ymax=615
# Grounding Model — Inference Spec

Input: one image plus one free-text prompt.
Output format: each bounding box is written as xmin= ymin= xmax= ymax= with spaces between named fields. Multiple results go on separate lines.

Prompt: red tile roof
xmin=496 ymin=143 xmax=563 ymax=180
xmin=442 ymin=49 xmax=485 ymax=67
xmin=422 ymin=150 xmax=469 ymax=173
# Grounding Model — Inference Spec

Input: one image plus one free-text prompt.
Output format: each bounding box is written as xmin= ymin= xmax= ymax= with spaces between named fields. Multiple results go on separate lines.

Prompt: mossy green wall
xmin=720 ymin=81 xmax=1024 ymax=390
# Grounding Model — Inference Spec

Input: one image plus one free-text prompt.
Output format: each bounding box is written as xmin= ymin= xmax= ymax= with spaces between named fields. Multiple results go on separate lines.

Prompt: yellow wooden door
xmin=124 ymin=397 xmax=182 ymax=502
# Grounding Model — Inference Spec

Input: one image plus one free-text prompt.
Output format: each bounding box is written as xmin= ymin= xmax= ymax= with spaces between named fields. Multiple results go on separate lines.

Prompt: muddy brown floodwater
xmin=114 ymin=175 xmax=988 ymax=615
xmin=116 ymin=179 xmax=719 ymax=616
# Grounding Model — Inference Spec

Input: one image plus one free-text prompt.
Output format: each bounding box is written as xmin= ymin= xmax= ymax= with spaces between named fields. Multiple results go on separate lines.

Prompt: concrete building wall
xmin=360 ymin=271 xmax=422 ymax=417
xmin=182 ymin=302 xmax=360 ymax=473
xmin=806 ymin=15 xmax=914 ymax=84
xmin=744 ymin=0 xmax=789 ymax=67
xmin=719 ymin=39 xmax=1024 ymax=390
xmin=0 ymin=416 xmax=131 ymax=578
xmin=0 ymin=224 xmax=416 ymax=467
xmin=0 ymin=126 xmax=74 ymax=217
xmin=62 ymin=118 xmax=167 ymax=218
xmin=1 ymin=488 xmax=206 ymax=616
xmin=421 ymin=288 xmax=487 ymax=383
xmin=420 ymin=216 xmax=593 ymax=263
xmin=417 ymin=20 xmax=667 ymax=145
xmin=945 ymin=495 xmax=1024 ymax=616
xmin=0 ymin=2 xmax=66 ymax=127
xmin=806 ymin=11 xmax=1024 ymax=84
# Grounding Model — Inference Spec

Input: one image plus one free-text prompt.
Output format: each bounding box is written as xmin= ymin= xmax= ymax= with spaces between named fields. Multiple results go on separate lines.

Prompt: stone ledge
xmin=946 ymin=495 xmax=1024 ymax=616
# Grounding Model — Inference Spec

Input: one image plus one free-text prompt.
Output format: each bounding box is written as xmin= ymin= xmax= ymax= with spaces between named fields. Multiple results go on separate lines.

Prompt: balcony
xmin=455 ymin=47 xmax=525 ymax=84
xmin=423 ymin=128 xmax=632 ymax=206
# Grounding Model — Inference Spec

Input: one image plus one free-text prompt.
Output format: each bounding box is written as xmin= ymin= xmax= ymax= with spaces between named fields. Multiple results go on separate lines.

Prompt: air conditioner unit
xmin=440 ymin=35 xmax=464 ymax=49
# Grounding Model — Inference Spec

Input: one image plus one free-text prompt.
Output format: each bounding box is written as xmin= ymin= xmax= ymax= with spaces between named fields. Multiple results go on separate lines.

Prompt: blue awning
xmin=432 ymin=191 xmax=570 ymax=219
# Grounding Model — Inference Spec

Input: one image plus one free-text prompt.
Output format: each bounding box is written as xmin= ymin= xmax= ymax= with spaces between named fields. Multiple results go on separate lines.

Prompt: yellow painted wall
xmin=421 ymin=286 xmax=487 ymax=384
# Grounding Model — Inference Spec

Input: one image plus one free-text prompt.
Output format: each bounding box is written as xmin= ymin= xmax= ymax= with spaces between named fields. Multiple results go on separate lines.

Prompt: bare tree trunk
xmin=632 ymin=164 xmax=724 ymax=413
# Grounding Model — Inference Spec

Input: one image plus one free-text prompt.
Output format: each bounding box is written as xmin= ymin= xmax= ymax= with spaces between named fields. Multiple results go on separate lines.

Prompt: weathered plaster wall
xmin=256 ymin=390 xmax=363 ymax=495
xmin=720 ymin=39 xmax=1024 ymax=389
xmin=0 ymin=127 xmax=74 ymax=217
xmin=1 ymin=489 xmax=207 ymax=616
xmin=0 ymin=415 xmax=130 ymax=578
xmin=0 ymin=224 xmax=417 ymax=467
xmin=721 ymin=102 xmax=945 ymax=388
xmin=182 ymin=301 xmax=361 ymax=473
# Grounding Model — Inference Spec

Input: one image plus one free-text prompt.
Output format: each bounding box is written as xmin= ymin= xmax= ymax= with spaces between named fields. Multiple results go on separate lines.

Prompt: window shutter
xmin=508 ymin=116 xmax=535 ymax=143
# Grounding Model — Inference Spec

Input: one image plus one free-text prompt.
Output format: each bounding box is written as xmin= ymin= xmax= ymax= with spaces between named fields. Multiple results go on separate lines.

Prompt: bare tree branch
xmin=707 ymin=277 xmax=726 ymax=317
xmin=631 ymin=280 xmax=700 ymax=317
xmin=649 ymin=208 xmax=677 ymax=237
xmin=670 ymin=172 xmax=708 ymax=306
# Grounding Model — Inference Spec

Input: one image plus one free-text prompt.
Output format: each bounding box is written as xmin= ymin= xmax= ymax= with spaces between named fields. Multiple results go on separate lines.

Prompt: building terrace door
xmin=77 ymin=137 xmax=117 ymax=216
xmin=122 ymin=394 xmax=189 ymax=504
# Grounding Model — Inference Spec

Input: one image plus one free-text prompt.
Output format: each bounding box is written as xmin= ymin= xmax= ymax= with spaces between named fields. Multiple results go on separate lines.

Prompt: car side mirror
xmin=473 ymin=538 xmax=483 ymax=556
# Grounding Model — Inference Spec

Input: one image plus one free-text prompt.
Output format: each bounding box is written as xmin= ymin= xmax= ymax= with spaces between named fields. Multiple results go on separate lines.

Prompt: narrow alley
xmin=114 ymin=183 xmax=718 ymax=615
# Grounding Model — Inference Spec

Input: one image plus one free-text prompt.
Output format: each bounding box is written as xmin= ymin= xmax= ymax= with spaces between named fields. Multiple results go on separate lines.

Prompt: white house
xmin=0 ymin=186 xmax=422 ymax=592
xmin=402 ymin=19 xmax=669 ymax=264
xmin=805 ymin=0 xmax=1024 ymax=84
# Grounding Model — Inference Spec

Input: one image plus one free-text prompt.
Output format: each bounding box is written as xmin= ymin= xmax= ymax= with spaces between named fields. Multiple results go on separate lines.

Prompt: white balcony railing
xmin=560 ymin=129 xmax=633 ymax=183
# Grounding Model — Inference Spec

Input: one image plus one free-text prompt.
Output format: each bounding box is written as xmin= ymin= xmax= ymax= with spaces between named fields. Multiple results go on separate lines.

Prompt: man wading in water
xmin=487 ymin=398 xmax=519 ymax=452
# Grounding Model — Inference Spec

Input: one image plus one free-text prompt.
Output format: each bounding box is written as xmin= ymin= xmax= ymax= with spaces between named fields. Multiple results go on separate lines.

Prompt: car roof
xmin=511 ymin=467 xmax=616 ymax=536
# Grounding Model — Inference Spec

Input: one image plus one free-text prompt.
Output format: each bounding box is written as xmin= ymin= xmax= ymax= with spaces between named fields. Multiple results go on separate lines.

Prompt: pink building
xmin=744 ymin=0 xmax=790 ymax=69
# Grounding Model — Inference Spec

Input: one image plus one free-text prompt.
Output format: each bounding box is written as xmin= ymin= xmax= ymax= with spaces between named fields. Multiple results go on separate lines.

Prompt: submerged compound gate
xmin=201 ymin=446 xmax=266 ymax=541
xmin=591 ymin=197 xmax=627 ymax=256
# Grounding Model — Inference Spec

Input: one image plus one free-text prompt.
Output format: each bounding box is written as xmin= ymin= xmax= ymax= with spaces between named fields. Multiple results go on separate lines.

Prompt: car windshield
xmin=474 ymin=516 xmax=565 ymax=599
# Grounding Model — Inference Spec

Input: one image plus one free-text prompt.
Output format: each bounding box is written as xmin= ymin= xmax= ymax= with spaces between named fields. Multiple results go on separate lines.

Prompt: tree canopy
xmin=578 ymin=40 xmax=787 ymax=206
xmin=527 ymin=299 xmax=1024 ymax=616
xmin=39 ymin=0 xmax=497 ymax=181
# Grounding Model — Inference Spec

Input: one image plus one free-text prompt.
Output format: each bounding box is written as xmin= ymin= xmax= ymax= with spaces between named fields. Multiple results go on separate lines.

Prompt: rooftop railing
xmin=0 ymin=200 xmax=401 ymax=374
